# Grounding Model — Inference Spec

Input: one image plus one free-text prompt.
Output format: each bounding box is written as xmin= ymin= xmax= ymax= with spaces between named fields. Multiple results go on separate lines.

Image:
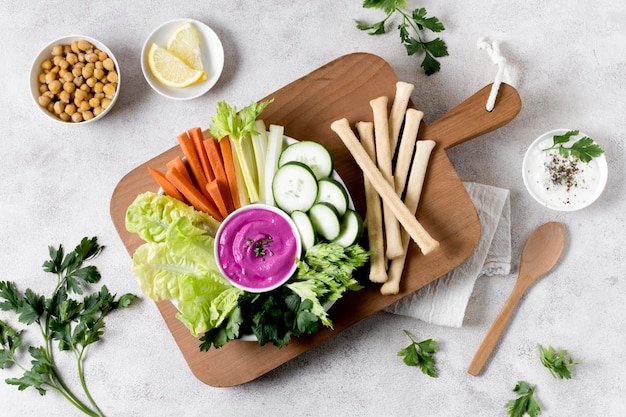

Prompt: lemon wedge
xmin=166 ymin=22 xmax=205 ymax=73
xmin=148 ymin=43 xmax=206 ymax=88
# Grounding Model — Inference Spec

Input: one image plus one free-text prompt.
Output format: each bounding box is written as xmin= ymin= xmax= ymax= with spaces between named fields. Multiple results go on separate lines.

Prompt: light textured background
xmin=1 ymin=1 xmax=625 ymax=416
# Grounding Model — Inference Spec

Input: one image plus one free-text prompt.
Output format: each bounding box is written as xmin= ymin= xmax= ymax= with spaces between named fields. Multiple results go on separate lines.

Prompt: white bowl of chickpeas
xmin=30 ymin=35 xmax=120 ymax=124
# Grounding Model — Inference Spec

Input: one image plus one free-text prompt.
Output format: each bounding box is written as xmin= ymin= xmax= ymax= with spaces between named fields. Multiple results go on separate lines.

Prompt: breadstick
xmin=330 ymin=118 xmax=439 ymax=255
xmin=393 ymin=108 xmax=424 ymax=195
xmin=381 ymin=139 xmax=436 ymax=295
xmin=356 ymin=121 xmax=388 ymax=283
xmin=370 ymin=96 xmax=404 ymax=260
xmin=389 ymin=81 xmax=415 ymax=153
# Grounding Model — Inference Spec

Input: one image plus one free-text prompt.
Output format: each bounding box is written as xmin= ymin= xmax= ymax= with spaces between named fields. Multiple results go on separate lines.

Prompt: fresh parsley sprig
xmin=541 ymin=130 xmax=604 ymax=163
xmin=0 ymin=237 xmax=137 ymax=417
xmin=355 ymin=0 xmax=449 ymax=75
xmin=537 ymin=343 xmax=580 ymax=379
xmin=505 ymin=381 xmax=541 ymax=417
xmin=397 ymin=330 xmax=438 ymax=377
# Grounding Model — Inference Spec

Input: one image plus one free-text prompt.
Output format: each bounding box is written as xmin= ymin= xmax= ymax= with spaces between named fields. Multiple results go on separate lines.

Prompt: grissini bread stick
xmin=388 ymin=81 xmax=415 ymax=152
xmin=356 ymin=121 xmax=388 ymax=283
xmin=330 ymin=118 xmax=439 ymax=255
xmin=393 ymin=108 xmax=424 ymax=195
xmin=382 ymin=140 xmax=436 ymax=295
xmin=370 ymin=96 xmax=404 ymax=260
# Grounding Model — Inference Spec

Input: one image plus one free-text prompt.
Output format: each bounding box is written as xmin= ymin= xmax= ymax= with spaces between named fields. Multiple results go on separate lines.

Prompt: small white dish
xmin=141 ymin=18 xmax=224 ymax=100
xmin=30 ymin=35 xmax=121 ymax=124
xmin=522 ymin=129 xmax=608 ymax=211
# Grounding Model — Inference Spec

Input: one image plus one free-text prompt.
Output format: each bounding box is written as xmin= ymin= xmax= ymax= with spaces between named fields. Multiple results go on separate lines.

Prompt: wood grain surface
xmin=109 ymin=53 xmax=521 ymax=387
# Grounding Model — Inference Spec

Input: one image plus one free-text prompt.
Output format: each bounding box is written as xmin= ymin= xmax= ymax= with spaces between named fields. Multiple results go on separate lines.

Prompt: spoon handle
xmin=467 ymin=277 xmax=529 ymax=376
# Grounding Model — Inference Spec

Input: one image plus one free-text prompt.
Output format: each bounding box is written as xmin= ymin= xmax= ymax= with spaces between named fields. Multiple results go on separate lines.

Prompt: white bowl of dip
xmin=215 ymin=203 xmax=302 ymax=293
xmin=522 ymin=129 xmax=608 ymax=211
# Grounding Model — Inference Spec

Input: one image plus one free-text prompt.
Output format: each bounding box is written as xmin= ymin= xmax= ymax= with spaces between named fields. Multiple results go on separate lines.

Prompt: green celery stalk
xmin=251 ymin=120 xmax=269 ymax=203
xmin=264 ymin=124 xmax=285 ymax=206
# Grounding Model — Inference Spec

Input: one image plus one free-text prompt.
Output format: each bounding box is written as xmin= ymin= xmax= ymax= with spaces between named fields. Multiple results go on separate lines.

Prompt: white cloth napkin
xmin=384 ymin=182 xmax=511 ymax=327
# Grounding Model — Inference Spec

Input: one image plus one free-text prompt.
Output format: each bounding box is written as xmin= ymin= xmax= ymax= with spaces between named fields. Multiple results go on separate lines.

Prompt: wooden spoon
xmin=468 ymin=221 xmax=566 ymax=376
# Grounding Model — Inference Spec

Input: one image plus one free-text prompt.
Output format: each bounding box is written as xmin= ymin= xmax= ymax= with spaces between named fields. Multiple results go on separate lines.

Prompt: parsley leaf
xmin=537 ymin=343 xmax=580 ymax=379
xmin=0 ymin=237 xmax=138 ymax=416
xmin=397 ymin=330 xmax=438 ymax=377
xmin=541 ymin=130 xmax=604 ymax=163
xmin=355 ymin=1 xmax=448 ymax=75
xmin=505 ymin=381 xmax=541 ymax=417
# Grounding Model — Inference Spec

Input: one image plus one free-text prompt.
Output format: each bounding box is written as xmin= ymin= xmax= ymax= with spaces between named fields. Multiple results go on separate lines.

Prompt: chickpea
xmin=66 ymin=52 xmax=78 ymax=65
xmin=82 ymin=110 xmax=94 ymax=121
xmin=101 ymin=98 xmax=111 ymax=109
xmin=64 ymin=103 xmax=77 ymax=116
xmin=63 ymin=81 xmax=75 ymax=94
xmin=102 ymin=58 xmax=115 ymax=71
xmin=93 ymin=82 xmax=104 ymax=94
xmin=74 ymin=76 xmax=84 ymax=87
xmin=98 ymin=51 xmax=108 ymax=61
xmin=85 ymin=52 xmax=98 ymax=63
xmin=51 ymin=44 xmax=64 ymax=56
xmin=95 ymin=60 xmax=104 ymax=70
xmin=59 ymin=90 xmax=70 ymax=103
xmin=93 ymin=106 xmax=103 ymax=117
xmin=52 ymin=55 xmax=63 ymax=66
xmin=38 ymin=72 xmax=46 ymax=83
xmin=80 ymin=83 xmax=90 ymax=92
xmin=89 ymin=97 xmax=100 ymax=107
xmin=59 ymin=112 xmax=71 ymax=122
xmin=94 ymin=92 xmax=104 ymax=99
xmin=106 ymin=71 xmax=118 ymax=83
xmin=47 ymin=102 xmax=54 ymax=112
xmin=48 ymin=79 xmax=62 ymax=94
xmin=39 ymin=83 xmax=49 ymax=94
xmin=53 ymin=101 xmax=64 ymax=114
xmin=41 ymin=59 xmax=52 ymax=71
xmin=103 ymin=83 xmax=116 ymax=98
xmin=63 ymin=71 xmax=74 ymax=83
xmin=38 ymin=94 xmax=51 ymax=107
xmin=77 ymin=40 xmax=92 ymax=52
xmin=59 ymin=59 xmax=69 ymax=70
xmin=71 ymin=41 xmax=80 ymax=54
xmin=81 ymin=66 xmax=94 ymax=79
xmin=71 ymin=112 xmax=83 ymax=123
xmin=78 ymin=100 xmax=91 ymax=112
xmin=74 ymin=89 xmax=87 ymax=103
xmin=93 ymin=68 xmax=105 ymax=80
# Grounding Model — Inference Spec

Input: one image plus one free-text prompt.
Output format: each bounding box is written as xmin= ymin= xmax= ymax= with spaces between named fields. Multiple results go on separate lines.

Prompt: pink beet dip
xmin=215 ymin=204 xmax=301 ymax=292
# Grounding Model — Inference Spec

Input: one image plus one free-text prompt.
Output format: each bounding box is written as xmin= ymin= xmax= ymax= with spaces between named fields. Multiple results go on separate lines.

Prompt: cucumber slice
xmin=290 ymin=210 xmax=316 ymax=253
xmin=308 ymin=202 xmax=341 ymax=241
xmin=315 ymin=177 xmax=349 ymax=217
xmin=332 ymin=209 xmax=364 ymax=247
xmin=272 ymin=161 xmax=319 ymax=214
xmin=278 ymin=141 xmax=333 ymax=180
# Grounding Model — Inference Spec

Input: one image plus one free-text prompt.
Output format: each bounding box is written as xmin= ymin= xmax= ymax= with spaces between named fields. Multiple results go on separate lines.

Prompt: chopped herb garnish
xmin=245 ymin=236 xmax=274 ymax=259
xmin=541 ymin=130 xmax=604 ymax=163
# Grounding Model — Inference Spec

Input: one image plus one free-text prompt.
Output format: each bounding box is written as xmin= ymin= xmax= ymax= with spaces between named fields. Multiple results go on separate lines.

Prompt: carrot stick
xmin=147 ymin=166 xmax=187 ymax=203
xmin=188 ymin=127 xmax=215 ymax=182
xmin=206 ymin=180 xmax=229 ymax=219
xmin=177 ymin=131 xmax=209 ymax=196
xmin=204 ymin=137 xmax=234 ymax=213
xmin=166 ymin=156 xmax=193 ymax=183
xmin=218 ymin=137 xmax=241 ymax=209
xmin=165 ymin=168 xmax=223 ymax=220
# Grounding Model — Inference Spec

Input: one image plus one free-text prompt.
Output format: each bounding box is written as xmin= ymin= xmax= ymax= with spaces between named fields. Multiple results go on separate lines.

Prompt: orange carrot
xmin=166 ymin=168 xmax=223 ymax=221
xmin=204 ymin=137 xmax=234 ymax=213
xmin=147 ymin=166 xmax=187 ymax=203
xmin=218 ymin=137 xmax=241 ymax=209
xmin=206 ymin=180 xmax=229 ymax=219
xmin=188 ymin=127 xmax=215 ymax=182
xmin=166 ymin=156 xmax=193 ymax=184
xmin=177 ymin=131 xmax=209 ymax=196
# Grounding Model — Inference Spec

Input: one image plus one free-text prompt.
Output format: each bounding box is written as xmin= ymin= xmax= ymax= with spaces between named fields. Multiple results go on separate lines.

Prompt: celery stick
xmin=251 ymin=120 xmax=268 ymax=203
xmin=231 ymin=147 xmax=250 ymax=206
xmin=265 ymin=124 xmax=285 ymax=206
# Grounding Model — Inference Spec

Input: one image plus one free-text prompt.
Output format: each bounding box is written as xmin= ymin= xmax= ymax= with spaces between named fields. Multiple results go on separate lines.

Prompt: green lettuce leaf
xmin=126 ymin=192 xmax=243 ymax=338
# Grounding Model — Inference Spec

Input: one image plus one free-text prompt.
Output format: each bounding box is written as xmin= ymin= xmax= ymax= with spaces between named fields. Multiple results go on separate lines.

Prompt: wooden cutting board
xmin=110 ymin=53 xmax=521 ymax=387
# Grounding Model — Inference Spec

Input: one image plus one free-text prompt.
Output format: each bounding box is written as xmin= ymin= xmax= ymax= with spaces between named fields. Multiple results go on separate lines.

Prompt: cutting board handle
xmin=419 ymin=83 xmax=521 ymax=149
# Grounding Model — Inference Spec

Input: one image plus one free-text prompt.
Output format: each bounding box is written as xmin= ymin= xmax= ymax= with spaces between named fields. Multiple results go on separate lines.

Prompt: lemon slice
xmin=148 ymin=43 xmax=206 ymax=88
xmin=166 ymin=22 xmax=205 ymax=72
